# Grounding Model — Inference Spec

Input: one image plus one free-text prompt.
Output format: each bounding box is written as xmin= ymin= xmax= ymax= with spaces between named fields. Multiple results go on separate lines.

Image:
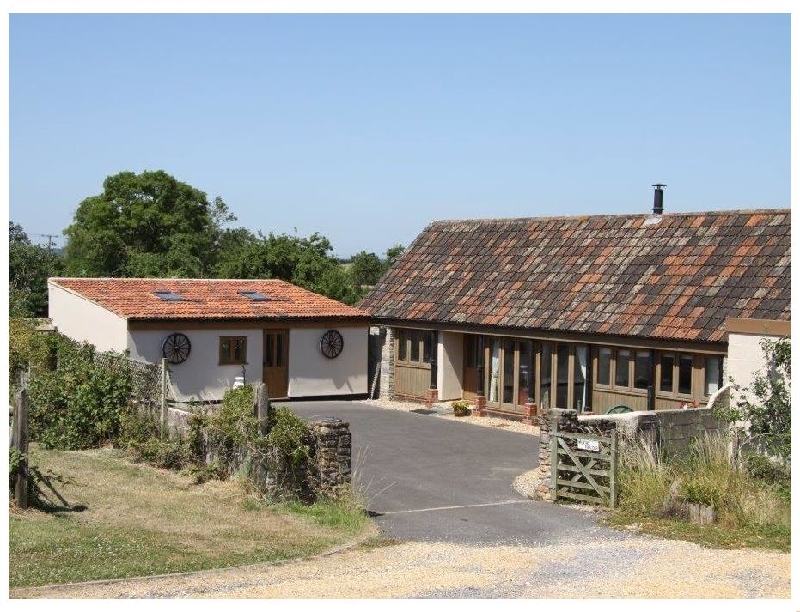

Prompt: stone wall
xmin=378 ymin=326 xmax=395 ymax=401
xmin=534 ymin=406 xmax=728 ymax=503
xmin=309 ymin=418 xmax=352 ymax=498
xmin=166 ymin=401 xmax=352 ymax=501
xmin=582 ymin=406 xmax=727 ymax=458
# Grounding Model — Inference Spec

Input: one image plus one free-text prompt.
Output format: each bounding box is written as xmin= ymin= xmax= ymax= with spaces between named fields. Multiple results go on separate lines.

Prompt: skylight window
xmin=239 ymin=290 xmax=270 ymax=302
xmin=154 ymin=290 xmax=183 ymax=302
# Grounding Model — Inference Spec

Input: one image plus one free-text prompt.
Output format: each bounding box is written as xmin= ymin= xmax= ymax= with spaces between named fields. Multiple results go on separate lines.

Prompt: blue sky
xmin=8 ymin=12 xmax=791 ymax=257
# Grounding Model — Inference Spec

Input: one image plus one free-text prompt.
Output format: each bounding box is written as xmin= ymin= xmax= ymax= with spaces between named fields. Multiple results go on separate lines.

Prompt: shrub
xmin=26 ymin=335 xmax=133 ymax=450
xmin=451 ymin=400 xmax=471 ymax=416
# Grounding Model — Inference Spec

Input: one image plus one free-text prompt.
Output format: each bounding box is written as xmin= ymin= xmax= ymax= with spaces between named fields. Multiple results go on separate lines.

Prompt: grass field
xmin=9 ymin=445 xmax=374 ymax=588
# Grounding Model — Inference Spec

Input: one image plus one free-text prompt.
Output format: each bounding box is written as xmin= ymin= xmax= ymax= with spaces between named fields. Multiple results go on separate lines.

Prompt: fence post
xmin=610 ymin=430 xmax=619 ymax=509
xmin=549 ymin=415 xmax=559 ymax=502
xmin=14 ymin=389 xmax=29 ymax=509
xmin=255 ymin=383 xmax=271 ymax=436
xmin=160 ymin=358 xmax=168 ymax=437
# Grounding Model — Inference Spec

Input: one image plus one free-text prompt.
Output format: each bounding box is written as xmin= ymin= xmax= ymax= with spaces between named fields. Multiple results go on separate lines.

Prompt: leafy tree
xmin=214 ymin=230 xmax=359 ymax=304
xmin=63 ymin=170 xmax=234 ymax=277
xmin=716 ymin=337 xmax=791 ymax=462
xmin=9 ymin=222 xmax=63 ymax=317
xmin=349 ymin=251 xmax=385 ymax=288
xmin=385 ymin=244 xmax=405 ymax=267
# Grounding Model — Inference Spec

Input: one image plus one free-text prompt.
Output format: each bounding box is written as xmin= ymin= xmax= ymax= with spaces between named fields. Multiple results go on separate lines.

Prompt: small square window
xmin=219 ymin=336 xmax=247 ymax=365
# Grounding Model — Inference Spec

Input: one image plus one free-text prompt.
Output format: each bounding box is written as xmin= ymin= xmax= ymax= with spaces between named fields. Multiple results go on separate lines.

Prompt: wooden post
xmin=610 ymin=430 xmax=619 ymax=509
xmin=256 ymin=383 xmax=271 ymax=436
xmin=14 ymin=389 xmax=29 ymax=509
xmin=160 ymin=358 xmax=168 ymax=437
xmin=549 ymin=415 xmax=559 ymax=502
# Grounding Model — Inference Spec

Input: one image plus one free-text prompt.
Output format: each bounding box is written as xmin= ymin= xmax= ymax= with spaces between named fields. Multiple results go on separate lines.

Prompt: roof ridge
xmin=426 ymin=207 xmax=790 ymax=226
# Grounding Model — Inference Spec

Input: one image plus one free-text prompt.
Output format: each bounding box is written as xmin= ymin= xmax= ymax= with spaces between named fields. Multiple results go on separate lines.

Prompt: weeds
xmin=613 ymin=432 xmax=790 ymax=550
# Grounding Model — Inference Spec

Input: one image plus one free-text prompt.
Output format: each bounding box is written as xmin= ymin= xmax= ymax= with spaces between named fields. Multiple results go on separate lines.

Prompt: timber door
xmin=263 ymin=329 xmax=289 ymax=398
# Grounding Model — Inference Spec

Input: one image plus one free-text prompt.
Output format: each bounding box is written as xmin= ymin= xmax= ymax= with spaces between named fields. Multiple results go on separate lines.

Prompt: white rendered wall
xmin=287 ymin=327 xmax=368 ymax=397
xmin=48 ymin=283 xmax=128 ymax=353
xmin=727 ymin=332 xmax=778 ymax=404
xmin=128 ymin=328 xmax=264 ymax=402
xmin=437 ymin=331 xmax=463 ymax=400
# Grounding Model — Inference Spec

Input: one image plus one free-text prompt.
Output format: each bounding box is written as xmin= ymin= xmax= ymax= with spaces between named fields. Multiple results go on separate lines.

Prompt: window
xmin=556 ymin=345 xmax=570 ymax=408
xmin=705 ymin=356 xmax=723 ymax=396
xmin=573 ymin=345 xmax=588 ymax=411
xmin=219 ymin=336 xmax=247 ymax=365
xmin=634 ymin=351 xmax=651 ymax=390
xmin=597 ymin=347 xmax=612 ymax=386
xmin=678 ymin=355 xmax=693 ymax=395
xmin=540 ymin=342 xmax=552 ymax=408
xmin=660 ymin=354 xmax=675 ymax=392
xmin=397 ymin=329 xmax=407 ymax=361
xmin=615 ymin=350 xmax=631 ymax=387
xmin=396 ymin=329 xmax=433 ymax=366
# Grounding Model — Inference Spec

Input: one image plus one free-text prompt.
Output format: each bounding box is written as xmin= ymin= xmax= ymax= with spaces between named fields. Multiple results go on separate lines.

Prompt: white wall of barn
xmin=47 ymin=283 xmax=128 ymax=353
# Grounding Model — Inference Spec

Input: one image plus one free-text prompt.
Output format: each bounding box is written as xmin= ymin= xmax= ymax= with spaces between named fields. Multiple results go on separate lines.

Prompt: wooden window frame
xmin=395 ymin=329 xmax=432 ymax=368
xmin=654 ymin=351 xmax=698 ymax=400
xmin=219 ymin=335 xmax=247 ymax=366
xmin=592 ymin=346 xmax=648 ymax=396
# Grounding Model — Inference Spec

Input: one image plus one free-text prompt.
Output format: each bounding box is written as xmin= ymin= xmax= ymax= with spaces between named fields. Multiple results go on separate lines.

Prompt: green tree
xmin=349 ymin=251 xmax=385 ymax=288
xmin=9 ymin=222 xmax=64 ymax=317
xmin=385 ymin=244 xmax=405 ymax=267
xmin=716 ymin=337 xmax=791 ymax=462
xmin=63 ymin=171 xmax=234 ymax=277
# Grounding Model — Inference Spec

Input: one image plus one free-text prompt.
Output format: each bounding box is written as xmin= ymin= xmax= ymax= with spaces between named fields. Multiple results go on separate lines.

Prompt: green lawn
xmin=10 ymin=445 xmax=374 ymax=588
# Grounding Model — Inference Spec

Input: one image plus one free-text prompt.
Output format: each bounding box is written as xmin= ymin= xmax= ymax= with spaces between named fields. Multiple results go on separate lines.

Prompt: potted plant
xmin=451 ymin=400 xmax=471 ymax=417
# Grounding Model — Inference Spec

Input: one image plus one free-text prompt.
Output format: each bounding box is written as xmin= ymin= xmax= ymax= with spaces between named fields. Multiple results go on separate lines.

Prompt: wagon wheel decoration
xmin=319 ymin=330 xmax=344 ymax=359
xmin=162 ymin=332 xmax=191 ymax=364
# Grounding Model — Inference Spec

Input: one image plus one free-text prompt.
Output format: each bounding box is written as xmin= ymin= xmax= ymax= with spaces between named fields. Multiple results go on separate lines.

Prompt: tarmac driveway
xmin=290 ymin=401 xmax=629 ymax=546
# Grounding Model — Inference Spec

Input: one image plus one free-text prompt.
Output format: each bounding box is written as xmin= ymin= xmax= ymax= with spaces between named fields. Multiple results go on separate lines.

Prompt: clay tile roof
xmin=360 ymin=209 xmax=790 ymax=343
xmin=49 ymin=278 xmax=367 ymax=321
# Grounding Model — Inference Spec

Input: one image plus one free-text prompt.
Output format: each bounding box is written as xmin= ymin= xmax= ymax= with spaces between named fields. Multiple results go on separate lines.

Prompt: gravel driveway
xmin=10 ymin=400 xmax=791 ymax=599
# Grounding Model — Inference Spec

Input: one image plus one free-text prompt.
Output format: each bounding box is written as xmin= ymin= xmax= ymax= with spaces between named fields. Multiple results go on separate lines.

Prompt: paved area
xmin=291 ymin=400 xmax=629 ymax=546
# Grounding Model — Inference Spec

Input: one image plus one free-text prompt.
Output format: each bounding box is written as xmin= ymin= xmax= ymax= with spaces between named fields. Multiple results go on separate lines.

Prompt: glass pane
xmin=615 ymin=350 xmax=630 ymax=387
xmin=573 ymin=345 xmax=587 ymax=411
xmin=264 ymin=334 xmax=272 ymax=366
xmin=465 ymin=336 xmax=476 ymax=368
xmin=276 ymin=334 xmax=284 ymax=367
xmin=678 ymin=354 xmax=693 ymax=395
xmin=220 ymin=338 xmax=231 ymax=363
xmin=410 ymin=331 xmax=420 ymax=362
xmin=556 ymin=345 xmax=569 ymax=408
xmin=503 ymin=340 xmax=515 ymax=404
xmin=489 ymin=338 xmax=501 ymax=403
xmin=540 ymin=343 xmax=552 ymax=408
xmin=423 ymin=331 xmax=433 ymax=364
xmin=634 ymin=351 xmax=651 ymax=390
xmin=234 ymin=337 xmax=246 ymax=363
xmin=597 ymin=347 xmax=611 ymax=386
xmin=660 ymin=354 xmax=674 ymax=392
xmin=705 ymin=356 xmax=722 ymax=395
xmin=518 ymin=340 xmax=534 ymax=404
xmin=397 ymin=330 xmax=407 ymax=361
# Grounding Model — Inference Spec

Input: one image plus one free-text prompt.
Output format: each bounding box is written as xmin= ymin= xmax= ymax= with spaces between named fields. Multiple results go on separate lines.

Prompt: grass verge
xmin=10 ymin=445 xmax=375 ymax=588
xmin=608 ymin=433 xmax=790 ymax=552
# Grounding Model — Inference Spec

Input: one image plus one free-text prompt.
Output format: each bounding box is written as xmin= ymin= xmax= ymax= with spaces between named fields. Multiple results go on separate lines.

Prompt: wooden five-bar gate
xmin=550 ymin=421 xmax=619 ymax=508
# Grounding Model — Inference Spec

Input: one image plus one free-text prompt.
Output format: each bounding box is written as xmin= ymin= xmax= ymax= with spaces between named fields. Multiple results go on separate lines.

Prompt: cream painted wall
xmin=48 ymin=283 xmax=128 ymax=353
xmin=727 ymin=331 xmax=780 ymax=404
xmin=128 ymin=328 xmax=264 ymax=402
xmin=288 ymin=327 xmax=368 ymax=397
xmin=437 ymin=331 xmax=463 ymax=400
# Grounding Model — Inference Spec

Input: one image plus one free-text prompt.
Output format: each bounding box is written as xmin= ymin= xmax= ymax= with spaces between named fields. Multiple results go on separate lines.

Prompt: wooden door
xmin=462 ymin=334 xmax=482 ymax=401
xmin=263 ymin=329 xmax=289 ymax=398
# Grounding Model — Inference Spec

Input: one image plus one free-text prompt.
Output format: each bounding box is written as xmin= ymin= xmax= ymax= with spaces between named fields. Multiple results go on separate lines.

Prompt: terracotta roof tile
xmin=360 ymin=209 xmax=790 ymax=343
xmin=50 ymin=278 xmax=366 ymax=321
